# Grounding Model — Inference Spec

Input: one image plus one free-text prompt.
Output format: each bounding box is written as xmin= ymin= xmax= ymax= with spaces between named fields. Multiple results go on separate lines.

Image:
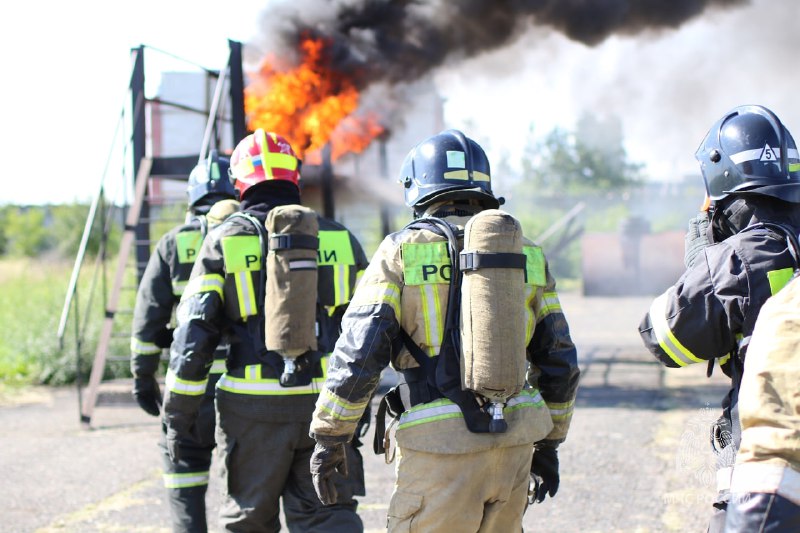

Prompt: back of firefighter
xmin=163 ymin=129 xmax=368 ymax=532
xmin=130 ymin=150 xmax=239 ymax=533
xmin=638 ymin=105 xmax=800 ymax=532
xmin=309 ymin=129 xmax=580 ymax=532
xmin=725 ymin=273 xmax=800 ymax=532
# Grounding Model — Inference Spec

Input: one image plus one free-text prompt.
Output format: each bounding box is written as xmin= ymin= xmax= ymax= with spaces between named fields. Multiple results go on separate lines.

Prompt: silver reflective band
xmin=289 ymin=259 xmax=317 ymax=270
xmin=217 ymin=374 xmax=322 ymax=395
xmin=210 ymin=359 xmax=227 ymax=374
xmin=730 ymin=463 xmax=800 ymax=506
xmin=163 ymin=471 xmax=210 ymax=489
xmin=730 ymin=147 xmax=800 ymax=165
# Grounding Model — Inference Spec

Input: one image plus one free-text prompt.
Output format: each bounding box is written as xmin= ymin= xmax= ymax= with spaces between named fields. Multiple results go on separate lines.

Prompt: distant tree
xmin=5 ymin=207 xmax=48 ymax=257
xmin=48 ymin=203 xmax=112 ymax=259
xmin=520 ymin=114 xmax=643 ymax=196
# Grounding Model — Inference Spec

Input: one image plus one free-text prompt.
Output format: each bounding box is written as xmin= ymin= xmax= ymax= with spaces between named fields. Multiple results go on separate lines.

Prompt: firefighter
xmin=162 ymin=129 xmax=368 ymax=532
xmin=309 ymin=129 xmax=580 ymax=532
xmin=130 ymin=150 xmax=239 ymax=533
xmin=638 ymin=104 xmax=800 ymax=532
xmin=724 ymin=274 xmax=800 ymax=532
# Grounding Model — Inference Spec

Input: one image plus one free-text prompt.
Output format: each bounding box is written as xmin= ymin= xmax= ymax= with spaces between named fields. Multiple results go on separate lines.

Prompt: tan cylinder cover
xmin=265 ymin=205 xmax=319 ymax=358
xmin=460 ymin=209 xmax=527 ymax=401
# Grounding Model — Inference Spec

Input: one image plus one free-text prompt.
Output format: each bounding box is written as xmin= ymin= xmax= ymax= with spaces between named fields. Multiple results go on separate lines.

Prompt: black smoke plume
xmin=255 ymin=0 xmax=748 ymax=88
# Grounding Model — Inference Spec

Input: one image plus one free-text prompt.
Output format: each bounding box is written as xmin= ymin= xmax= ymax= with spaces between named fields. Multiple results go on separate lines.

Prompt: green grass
xmin=0 ymin=259 xmax=71 ymax=386
xmin=0 ymin=257 xmax=136 ymax=389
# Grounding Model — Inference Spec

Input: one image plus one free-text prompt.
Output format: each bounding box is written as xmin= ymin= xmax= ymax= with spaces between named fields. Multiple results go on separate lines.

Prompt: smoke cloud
xmin=250 ymin=0 xmax=748 ymax=90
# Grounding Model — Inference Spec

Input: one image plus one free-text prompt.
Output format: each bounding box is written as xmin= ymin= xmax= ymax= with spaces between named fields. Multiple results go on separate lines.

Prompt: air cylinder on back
xmin=460 ymin=209 xmax=527 ymax=406
xmin=265 ymin=205 xmax=319 ymax=385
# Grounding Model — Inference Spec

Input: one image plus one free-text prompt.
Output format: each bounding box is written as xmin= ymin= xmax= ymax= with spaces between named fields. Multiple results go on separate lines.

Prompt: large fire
xmin=245 ymin=34 xmax=384 ymax=164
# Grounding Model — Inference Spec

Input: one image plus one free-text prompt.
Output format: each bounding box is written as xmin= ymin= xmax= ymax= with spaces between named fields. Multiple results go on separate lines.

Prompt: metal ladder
xmin=57 ymin=40 xmax=247 ymax=427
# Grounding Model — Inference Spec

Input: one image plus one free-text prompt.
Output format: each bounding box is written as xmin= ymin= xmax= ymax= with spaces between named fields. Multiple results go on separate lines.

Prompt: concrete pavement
xmin=0 ymin=292 xmax=731 ymax=532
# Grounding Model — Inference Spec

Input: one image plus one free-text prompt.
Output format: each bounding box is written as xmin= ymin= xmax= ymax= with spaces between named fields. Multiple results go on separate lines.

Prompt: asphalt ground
xmin=0 ymin=292 xmax=730 ymax=532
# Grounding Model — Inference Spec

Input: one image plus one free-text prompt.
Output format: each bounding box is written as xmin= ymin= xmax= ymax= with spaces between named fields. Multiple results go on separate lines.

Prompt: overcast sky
xmin=2 ymin=0 xmax=797 ymax=205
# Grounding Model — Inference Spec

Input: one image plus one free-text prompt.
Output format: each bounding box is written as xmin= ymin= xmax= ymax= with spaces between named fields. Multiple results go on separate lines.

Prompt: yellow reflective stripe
xmin=472 ymin=170 xmax=490 ymax=182
xmin=719 ymin=353 xmax=731 ymax=367
xmin=317 ymin=388 xmax=370 ymax=421
xmin=420 ymin=284 xmax=442 ymax=357
xmin=547 ymin=399 xmax=575 ymax=420
xmin=349 ymin=282 xmax=401 ymax=318
xmin=172 ymin=279 xmax=188 ymax=297
xmin=537 ymin=291 xmax=562 ymax=321
xmin=217 ymin=373 xmax=325 ymax=395
xmin=398 ymin=390 xmax=544 ymax=429
xmin=163 ymin=471 xmax=209 ymax=489
xmin=321 ymin=355 xmax=329 ymax=380
xmin=210 ymin=359 xmax=227 ymax=374
xmin=165 ymin=368 xmax=208 ymax=396
xmin=649 ymin=292 xmax=703 ymax=366
xmin=524 ymin=285 xmax=536 ymax=342
xmin=767 ymin=267 xmax=794 ymax=295
xmin=131 ymin=338 xmax=161 ymax=355
xmin=234 ymin=270 xmax=256 ymax=317
xmin=183 ymin=274 xmax=224 ymax=300
xmin=332 ymin=264 xmax=350 ymax=307
xmin=399 ymin=399 xmax=462 ymax=429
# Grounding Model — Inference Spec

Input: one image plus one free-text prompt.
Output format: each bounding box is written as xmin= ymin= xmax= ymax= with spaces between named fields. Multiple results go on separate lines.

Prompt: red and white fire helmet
xmin=229 ymin=129 xmax=300 ymax=198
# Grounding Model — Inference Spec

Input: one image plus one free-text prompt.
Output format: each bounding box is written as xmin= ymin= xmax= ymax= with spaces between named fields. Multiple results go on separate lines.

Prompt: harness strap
xmin=459 ymin=251 xmax=526 ymax=271
xmin=269 ymin=233 xmax=319 ymax=251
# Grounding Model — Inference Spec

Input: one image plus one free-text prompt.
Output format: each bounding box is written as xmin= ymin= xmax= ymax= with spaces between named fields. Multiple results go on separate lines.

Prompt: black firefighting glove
xmin=165 ymin=425 xmax=181 ymax=464
xmin=310 ymin=441 xmax=348 ymax=505
xmin=684 ymin=212 xmax=711 ymax=269
xmin=132 ymin=376 xmax=162 ymax=417
xmin=530 ymin=444 xmax=560 ymax=503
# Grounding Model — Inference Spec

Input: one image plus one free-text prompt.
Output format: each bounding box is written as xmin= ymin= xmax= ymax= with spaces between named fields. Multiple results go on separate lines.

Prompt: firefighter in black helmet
xmin=130 ymin=150 xmax=239 ymax=533
xmin=639 ymin=104 xmax=800 ymax=533
xmin=310 ymin=129 xmax=580 ymax=531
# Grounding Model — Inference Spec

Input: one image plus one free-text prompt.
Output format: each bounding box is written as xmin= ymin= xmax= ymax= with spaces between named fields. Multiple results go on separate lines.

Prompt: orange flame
xmin=245 ymin=34 xmax=384 ymax=163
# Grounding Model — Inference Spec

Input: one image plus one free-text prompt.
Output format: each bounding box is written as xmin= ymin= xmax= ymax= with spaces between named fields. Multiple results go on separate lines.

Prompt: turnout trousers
xmin=388 ymin=443 xmax=533 ymax=533
xmin=159 ymin=374 xmax=219 ymax=533
xmin=215 ymin=393 xmax=363 ymax=533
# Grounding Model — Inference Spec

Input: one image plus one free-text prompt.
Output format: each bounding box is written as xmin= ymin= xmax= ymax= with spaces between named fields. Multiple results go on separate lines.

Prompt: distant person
xmin=724 ymin=273 xmax=800 ymax=532
xmin=638 ymin=105 xmax=800 ymax=532
xmin=130 ymin=150 xmax=239 ymax=533
xmin=309 ymin=129 xmax=580 ymax=531
xmin=163 ymin=130 xmax=368 ymax=532
xmin=618 ymin=214 xmax=650 ymax=290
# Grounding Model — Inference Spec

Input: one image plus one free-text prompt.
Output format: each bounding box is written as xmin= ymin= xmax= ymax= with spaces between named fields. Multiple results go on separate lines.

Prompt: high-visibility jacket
xmin=131 ymin=215 xmax=226 ymax=380
xmin=639 ymin=218 xmax=800 ymax=490
xmin=310 ymin=212 xmax=580 ymax=452
xmin=731 ymin=274 xmax=800 ymax=505
xmin=164 ymin=204 xmax=368 ymax=433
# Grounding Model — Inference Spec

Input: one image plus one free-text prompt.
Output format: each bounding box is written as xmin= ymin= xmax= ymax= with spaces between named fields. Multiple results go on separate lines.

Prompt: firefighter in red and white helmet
xmin=163 ymin=130 xmax=369 ymax=531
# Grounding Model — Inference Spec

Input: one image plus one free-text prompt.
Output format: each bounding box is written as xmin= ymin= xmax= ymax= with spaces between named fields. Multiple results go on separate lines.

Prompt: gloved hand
xmin=165 ymin=426 xmax=182 ymax=464
xmin=132 ymin=376 xmax=162 ymax=417
xmin=530 ymin=445 xmax=560 ymax=503
xmin=684 ymin=212 xmax=712 ymax=269
xmin=310 ymin=441 xmax=348 ymax=505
